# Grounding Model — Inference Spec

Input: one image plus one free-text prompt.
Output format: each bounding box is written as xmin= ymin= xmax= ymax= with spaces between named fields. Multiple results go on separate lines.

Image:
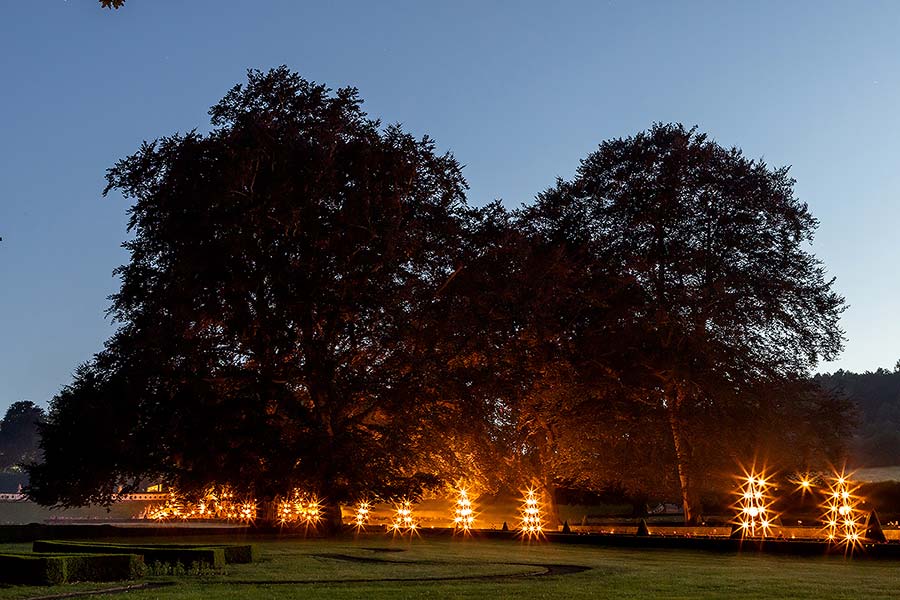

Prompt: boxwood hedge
xmin=0 ymin=552 xmax=144 ymax=585
xmin=32 ymin=541 xmax=225 ymax=569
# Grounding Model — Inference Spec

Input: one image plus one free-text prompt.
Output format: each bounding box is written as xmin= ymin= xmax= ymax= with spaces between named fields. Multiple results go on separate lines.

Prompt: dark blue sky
xmin=2 ymin=1 xmax=899 ymax=413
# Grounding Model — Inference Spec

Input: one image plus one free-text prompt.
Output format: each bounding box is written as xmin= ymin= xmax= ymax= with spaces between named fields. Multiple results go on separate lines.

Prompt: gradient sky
xmin=2 ymin=1 xmax=899 ymax=414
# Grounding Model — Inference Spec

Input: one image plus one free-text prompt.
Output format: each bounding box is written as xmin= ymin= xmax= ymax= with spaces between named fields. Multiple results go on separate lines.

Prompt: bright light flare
xmin=519 ymin=488 xmax=544 ymax=537
xmin=391 ymin=499 xmax=418 ymax=534
xmin=354 ymin=501 xmax=371 ymax=530
xmin=453 ymin=487 xmax=476 ymax=533
xmin=821 ymin=470 xmax=863 ymax=548
xmin=141 ymin=486 xmax=257 ymax=523
xmin=733 ymin=468 xmax=775 ymax=538
xmin=278 ymin=491 xmax=322 ymax=528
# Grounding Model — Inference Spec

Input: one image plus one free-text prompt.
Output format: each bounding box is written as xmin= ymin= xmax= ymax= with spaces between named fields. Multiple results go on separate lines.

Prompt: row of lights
xmin=143 ymin=474 xmax=869 ymax=546
xmin=143 ymin=488 xmax=257 ymax=522
xmin=736 ymin=469 xmax=864 ymax=546
xmin=143 ymin=485 xmax=540 ymax=534
xmin=369 ymin=487 xmax=543 ymax=536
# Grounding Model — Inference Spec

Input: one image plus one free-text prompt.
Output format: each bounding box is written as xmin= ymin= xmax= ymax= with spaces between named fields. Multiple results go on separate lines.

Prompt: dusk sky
xmin=2 ymin=1 xmax=899 ymax=413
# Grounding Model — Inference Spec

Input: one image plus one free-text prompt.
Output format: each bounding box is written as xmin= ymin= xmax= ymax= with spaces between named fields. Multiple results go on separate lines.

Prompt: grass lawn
xmin=2 ymin=534 xmax=900 ymax=599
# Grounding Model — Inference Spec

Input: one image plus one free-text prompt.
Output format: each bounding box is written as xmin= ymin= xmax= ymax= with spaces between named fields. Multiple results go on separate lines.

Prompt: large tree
xmin=27 ymin=67 xmax=468 ymax=529
xmin=531 ymin=124 xmax=847 ymax=522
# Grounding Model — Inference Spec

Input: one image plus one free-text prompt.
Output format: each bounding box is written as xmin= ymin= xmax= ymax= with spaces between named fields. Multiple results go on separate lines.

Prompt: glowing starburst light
xmin=453 ymin=488 xmax=475 ymax=533
xmin=391 ymin=499 xmax=418 ymax=533
xmin=141 ymin=486 xmax=257 ymax=523
xmin=519 ymin=488 xmax=544 ymax=537
xmin=734 ymin=470 xmax=775 ymax=538
xmin=277 ymin=491 xmax=322 ymax=527
xmin=821 ymin=470 xmax=862 ymax=546
xmin=354 ymin=501 xmax=371 ymax=529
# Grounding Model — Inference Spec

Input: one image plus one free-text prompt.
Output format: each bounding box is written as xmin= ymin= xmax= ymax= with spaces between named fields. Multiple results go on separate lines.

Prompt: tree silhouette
xmin=27 ymin=67 xmax=467 ymax=529
xmin=532 ymin=124 xmax=846 ymax=522
xmin=0 ymin=401 xmax=45 ymax=471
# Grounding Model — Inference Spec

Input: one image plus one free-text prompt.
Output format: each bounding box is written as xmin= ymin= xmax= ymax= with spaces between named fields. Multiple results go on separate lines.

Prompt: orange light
xmin=519 ymin=488 xmax=544 ymax=537
xmin=453 ymin=487 xmax=475 ymax=533
xmin=734 ymin=468 xmax=775 ymax=538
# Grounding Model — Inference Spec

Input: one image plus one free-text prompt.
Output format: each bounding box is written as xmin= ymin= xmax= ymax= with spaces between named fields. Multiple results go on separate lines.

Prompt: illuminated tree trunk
xmin=667 ymin=387 xmax=701 ymax=525
xmin=256 ymin=498 xmax=280 ymax=529
xmin=321 ymin=500 xmax=344 ymax=534
xmin=541 ymin=479 xmax=560 ymax=531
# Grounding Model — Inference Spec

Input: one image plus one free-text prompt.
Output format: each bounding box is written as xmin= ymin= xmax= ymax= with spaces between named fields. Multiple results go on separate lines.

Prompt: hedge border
xmin=0 ymin=552 xmax=144 ymax=585
xmin=31 ymin=540 xmax=254 ymax=564
xmin=32 ymin=541 xmax=225 ymax=569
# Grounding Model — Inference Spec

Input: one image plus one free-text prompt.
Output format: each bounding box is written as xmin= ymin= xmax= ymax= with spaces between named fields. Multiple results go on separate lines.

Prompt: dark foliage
xmin=815 ymin=367 xmax=900 ymax=466
xmin=27 ymin=67 xmax=467 ymax=519
xmin=0 ymin=401 xmax=45 ymax=471
xmin=33 ymin=541 xmax=224 ymax=569
xmin=0 ymin=553 xmax=144 ymax=585
xmin=27 ymin=72 xmax=849 ymax=527
xmin=527 ymin=124 xmax=847 ymax=521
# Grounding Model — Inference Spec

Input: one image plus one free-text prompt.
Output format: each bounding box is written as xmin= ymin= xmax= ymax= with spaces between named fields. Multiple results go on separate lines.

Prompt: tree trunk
xmin=541 ymin=480 xmax=560 ymax=531
xmin=320 ymin=500 xmax=344 ymax=535
xmin=254 ymin=499 xmax=281 ymax=531
xmin=667 ymin=399 xmax=701 ymax=525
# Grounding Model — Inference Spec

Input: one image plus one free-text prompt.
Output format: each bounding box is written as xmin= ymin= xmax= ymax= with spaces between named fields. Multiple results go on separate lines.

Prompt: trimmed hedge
xmin=0 ymin=554 xmax=65 ymax=585
xmin=218 ymin=544 xmax=255 ymax=564
xmin=31 ymin=540 xmax=254 ymax=564
xmin=0 ymin=553 xmax=144 ymax=585
xmin=0 ymin=524 xmax=252 ymax=544
xmin=32 ymin=541 xmax=225 ymax=569
xmin=94 ymin=542 xmax=254 ymax=564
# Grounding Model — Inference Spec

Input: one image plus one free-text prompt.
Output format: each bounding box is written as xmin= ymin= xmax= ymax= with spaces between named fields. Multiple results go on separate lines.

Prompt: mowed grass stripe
xmin=2 ymin=537 xmax=900 ymax=599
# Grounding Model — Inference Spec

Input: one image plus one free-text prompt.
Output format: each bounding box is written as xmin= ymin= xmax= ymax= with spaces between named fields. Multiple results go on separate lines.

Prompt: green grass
xmin=2 ymin=535 xmax=900 ymax=599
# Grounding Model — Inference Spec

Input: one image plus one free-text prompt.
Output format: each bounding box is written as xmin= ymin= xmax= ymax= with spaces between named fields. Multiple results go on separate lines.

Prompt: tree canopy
xmin=527 ymin=124 xmax=846 ymax=521
xmin=27 ymin=70 xmax=850 ymax=528
xmin=429 ymin=126 xmax=848 ymax=522
xmin=26 ymin=67 xmax=468 ymax=527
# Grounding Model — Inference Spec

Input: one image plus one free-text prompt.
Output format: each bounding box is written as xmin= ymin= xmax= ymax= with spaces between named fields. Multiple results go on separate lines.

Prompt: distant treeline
xmin=0 ymin=401 xmax=44 ymax=474
xmin=815 ymin=367 xmax=900 ymax=467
